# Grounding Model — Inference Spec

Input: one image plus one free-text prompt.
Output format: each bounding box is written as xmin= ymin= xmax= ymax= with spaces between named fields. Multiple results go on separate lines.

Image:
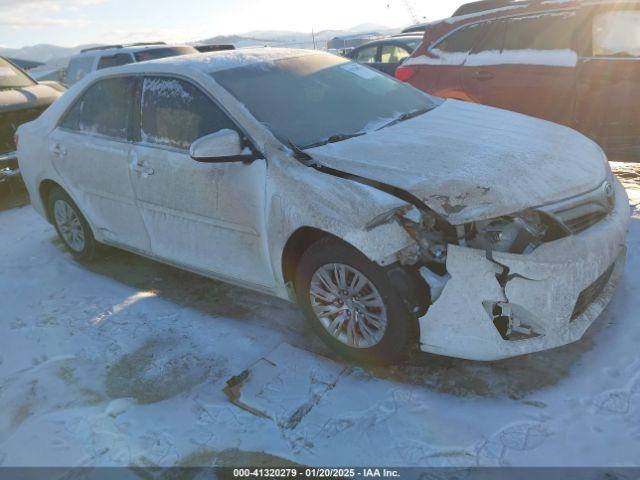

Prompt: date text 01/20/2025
xmin=232 ymin=468 xmax=401 ymax=478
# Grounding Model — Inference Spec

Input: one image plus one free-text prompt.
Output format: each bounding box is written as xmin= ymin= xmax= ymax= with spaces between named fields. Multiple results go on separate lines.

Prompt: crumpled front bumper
xmin=419 ymin=179 xmax=630 ymax=361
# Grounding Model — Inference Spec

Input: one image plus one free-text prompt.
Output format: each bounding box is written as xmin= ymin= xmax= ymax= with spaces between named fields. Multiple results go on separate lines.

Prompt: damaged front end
xmin=369 ymin=178 xmax=628 ymax=361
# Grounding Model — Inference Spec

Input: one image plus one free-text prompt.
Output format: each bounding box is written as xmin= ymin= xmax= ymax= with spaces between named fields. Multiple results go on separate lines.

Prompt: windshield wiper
xmin=288 ymin=139 xmax=314 ymax=164
xmin=302 ymin=132 xmax=366 ymax=149
xmin=377 ymin=107 xmax=432 ymax=131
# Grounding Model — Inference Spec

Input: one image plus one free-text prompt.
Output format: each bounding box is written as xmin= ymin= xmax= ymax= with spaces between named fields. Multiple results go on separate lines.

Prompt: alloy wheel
xmin=309 ymin=263 xmax=388 ymax=349
xmin=53 ymin=199 xmax=86 ymax=252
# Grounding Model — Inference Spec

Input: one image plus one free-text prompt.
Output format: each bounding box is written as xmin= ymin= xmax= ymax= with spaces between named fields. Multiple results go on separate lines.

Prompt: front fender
xmin=266 ymin=158 xmax=415 ymax=294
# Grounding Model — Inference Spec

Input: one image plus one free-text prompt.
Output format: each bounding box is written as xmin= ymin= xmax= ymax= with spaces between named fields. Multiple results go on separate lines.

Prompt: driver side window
xmin=140 ymin=76 xmax=238 ymax=150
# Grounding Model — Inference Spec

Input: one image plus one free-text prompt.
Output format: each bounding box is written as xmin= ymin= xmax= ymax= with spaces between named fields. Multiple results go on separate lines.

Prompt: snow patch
xmin=406 ymin=49 xmax=578 ymax=68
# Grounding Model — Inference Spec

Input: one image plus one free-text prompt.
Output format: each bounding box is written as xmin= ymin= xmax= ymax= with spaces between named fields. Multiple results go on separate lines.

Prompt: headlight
xmin=467 ymin=210 xmax=548 ymax=254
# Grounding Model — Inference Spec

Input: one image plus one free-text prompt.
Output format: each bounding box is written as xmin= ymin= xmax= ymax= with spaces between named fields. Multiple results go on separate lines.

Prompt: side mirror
xmin=190 ymin=129 xmax=254 ymax=163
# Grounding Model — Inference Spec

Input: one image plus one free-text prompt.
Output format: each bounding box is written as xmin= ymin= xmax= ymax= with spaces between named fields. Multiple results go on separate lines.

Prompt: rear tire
xmin=48 ymin=187 xmax=97 ymax=261
xmin=294 ymin=237 xmax=417 ymax=365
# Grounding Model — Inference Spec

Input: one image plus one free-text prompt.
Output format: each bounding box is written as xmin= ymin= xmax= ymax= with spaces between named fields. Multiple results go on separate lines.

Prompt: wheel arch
xmin=280 ymin=227 xmax=341 ymax=288
xmin=38 ymin=178 xmax=64 ymax=223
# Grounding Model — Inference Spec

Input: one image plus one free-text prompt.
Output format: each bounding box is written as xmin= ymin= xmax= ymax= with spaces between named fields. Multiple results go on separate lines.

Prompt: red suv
xmin=396 ymin=0 xmax=640 ymax=155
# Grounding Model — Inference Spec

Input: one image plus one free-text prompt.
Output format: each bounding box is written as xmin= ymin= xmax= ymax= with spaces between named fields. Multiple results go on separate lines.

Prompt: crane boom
xmin=401 ymin=0 xmax=420 ymax=24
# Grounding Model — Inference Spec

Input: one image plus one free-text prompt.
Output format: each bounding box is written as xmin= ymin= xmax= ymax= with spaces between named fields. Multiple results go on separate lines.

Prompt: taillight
xmin=395 ymin=65 xmax=417 ymax=82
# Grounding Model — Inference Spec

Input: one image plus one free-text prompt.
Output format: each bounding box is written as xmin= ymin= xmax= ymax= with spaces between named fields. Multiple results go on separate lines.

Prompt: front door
xmin=129 ymin=76 xmax=274 ymax=290
xmin=575 ymin=7 xmax=640 ymax=152
xmin=460 ymin=19 xmax=507 ymax=108
xmin=49 ymin=76 xmax=151 ymax=252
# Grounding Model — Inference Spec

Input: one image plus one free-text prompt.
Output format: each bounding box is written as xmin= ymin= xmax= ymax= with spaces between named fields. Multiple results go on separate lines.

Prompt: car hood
xmin=308 ymin=100 xmax=609 ymax=225
xmin=0 ymin=84 xmax=60 ymax=114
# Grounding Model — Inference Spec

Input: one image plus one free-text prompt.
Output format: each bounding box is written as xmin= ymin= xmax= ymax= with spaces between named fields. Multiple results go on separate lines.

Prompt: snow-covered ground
xmin=1 ymin=163 xmax=639 ymax=468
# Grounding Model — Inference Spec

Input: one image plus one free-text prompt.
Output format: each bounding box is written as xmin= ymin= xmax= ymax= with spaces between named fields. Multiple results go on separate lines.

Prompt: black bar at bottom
xmin=0 ymin=467 xmax=638 ymax=480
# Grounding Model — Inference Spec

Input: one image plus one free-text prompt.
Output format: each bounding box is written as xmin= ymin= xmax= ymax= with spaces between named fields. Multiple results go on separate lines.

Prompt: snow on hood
xmin=308 ymin=100 xmax=608 ymax=224
xmin=0 ymin=84 xmax=60 ymax=113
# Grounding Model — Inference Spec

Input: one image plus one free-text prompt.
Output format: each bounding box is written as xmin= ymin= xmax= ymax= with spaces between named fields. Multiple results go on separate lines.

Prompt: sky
xmin=0 ymin=0 xmax=465 ymax=49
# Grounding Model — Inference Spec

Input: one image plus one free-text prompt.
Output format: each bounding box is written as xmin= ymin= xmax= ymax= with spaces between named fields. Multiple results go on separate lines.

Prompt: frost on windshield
xmin=593 ymin=11 xmax=640 ymax=58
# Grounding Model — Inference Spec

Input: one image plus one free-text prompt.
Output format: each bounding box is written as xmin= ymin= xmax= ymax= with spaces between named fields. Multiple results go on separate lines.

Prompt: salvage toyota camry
xmin=17 ymin=48 xmax=629 ymax=364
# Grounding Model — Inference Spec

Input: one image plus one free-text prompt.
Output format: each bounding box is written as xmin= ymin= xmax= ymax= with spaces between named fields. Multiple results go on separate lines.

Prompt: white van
xmin=65 ymin=42 xmax=198 ymax=86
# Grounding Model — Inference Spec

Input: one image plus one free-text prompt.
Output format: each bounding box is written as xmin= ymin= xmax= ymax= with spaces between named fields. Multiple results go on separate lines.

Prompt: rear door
xmin=408 ymin=22 xmax=488 ymax=97
xmin=49 ymin=76 xmax=151 ymax=251
xmin=129 ymin=76 xmax=274 ymax=289
xmin=462 ymin=13 xmax=579 ymax=126
xmin=575 ymin=6 xmax=640 ymax=152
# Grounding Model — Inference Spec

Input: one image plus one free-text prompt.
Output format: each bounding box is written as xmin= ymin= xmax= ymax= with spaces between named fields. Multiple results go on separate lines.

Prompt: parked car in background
xmin=327 ymin=33 xmax=382 ymax=54
xmin=194 ymin=44 xmax=235 ymax=53
xmin=65 ymin=42 xmax=199 ymax=86
xmin=348 ymin=34 xmax=423 ymax=75
xmin=1 ymin=57 xmax=61 ymax=196
xmin=17 ymin=49 xmax=628 ymax=365
xmin=31 ymin=66 xmax=68 ymax=89
xmin=397 ymin=0 xmax=640 ymax=155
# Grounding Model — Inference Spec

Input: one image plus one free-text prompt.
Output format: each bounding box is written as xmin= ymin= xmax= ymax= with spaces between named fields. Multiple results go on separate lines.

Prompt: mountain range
xmin=0 ymin=23 xmax=401 ymax=68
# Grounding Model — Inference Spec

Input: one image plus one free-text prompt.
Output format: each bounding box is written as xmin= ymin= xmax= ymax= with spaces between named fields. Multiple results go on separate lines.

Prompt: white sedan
xmin=17 ymin=48 xmax=629 ymax=364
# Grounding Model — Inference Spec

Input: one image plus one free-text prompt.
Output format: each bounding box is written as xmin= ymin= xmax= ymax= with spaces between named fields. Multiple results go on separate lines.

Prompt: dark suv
xmin=396 ymin=0 xmax=640 ymax=155
xmin=1 ymin=57 xmax=60 ymax=195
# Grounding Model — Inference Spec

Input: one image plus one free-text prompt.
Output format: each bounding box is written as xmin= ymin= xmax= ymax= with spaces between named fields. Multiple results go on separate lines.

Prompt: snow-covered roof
xmin=137 ymin=47 xmax=323 ymax=73
xmin=75 ymin=43 xmax=193 ymax=57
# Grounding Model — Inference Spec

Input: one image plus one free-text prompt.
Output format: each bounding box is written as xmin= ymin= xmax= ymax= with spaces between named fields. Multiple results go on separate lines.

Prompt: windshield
xmin=134 ymin=46 xmax=198 ymax=62
xmin=0 ymin=57 xmax=36 ymax=89
xmin=211 ymin=53 xmax=440 ymax=148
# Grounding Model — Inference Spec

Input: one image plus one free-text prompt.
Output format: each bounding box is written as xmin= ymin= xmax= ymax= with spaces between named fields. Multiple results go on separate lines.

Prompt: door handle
xmin=471 ymin=71 xmax=495 ymax=81
xmin=131 ymin=158 xmax=155 ymax=177
xmin=50 ymin=143 xmax=67 ymax=158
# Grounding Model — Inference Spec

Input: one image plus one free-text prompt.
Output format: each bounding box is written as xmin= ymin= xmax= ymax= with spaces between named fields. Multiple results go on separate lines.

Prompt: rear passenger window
xmin=504 ymin=13 xmax=576 ymax=51
xmin=97 ymin=53 xmax=134 ymax=70
xmin=472 ymin=20 xmax=505 ymax=53
xmin=61 ymin=76 xmax=136 ymax=139
xmin=140 ymin=77 xmax=238 ymax=150
xmin=355 ymin=46 xmax=378 ymax=63
xmin=435 ymin=23 xmax=486 ymax=53
xmin=380 ymin=45 xmax=410 ymax=63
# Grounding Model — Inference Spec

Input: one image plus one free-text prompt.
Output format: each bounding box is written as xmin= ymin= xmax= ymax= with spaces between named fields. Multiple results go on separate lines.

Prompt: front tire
xmin=295 ymin=237 xmax=417 ymax=365
xmin=48 ymin=187 xmax=97 ymax=261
